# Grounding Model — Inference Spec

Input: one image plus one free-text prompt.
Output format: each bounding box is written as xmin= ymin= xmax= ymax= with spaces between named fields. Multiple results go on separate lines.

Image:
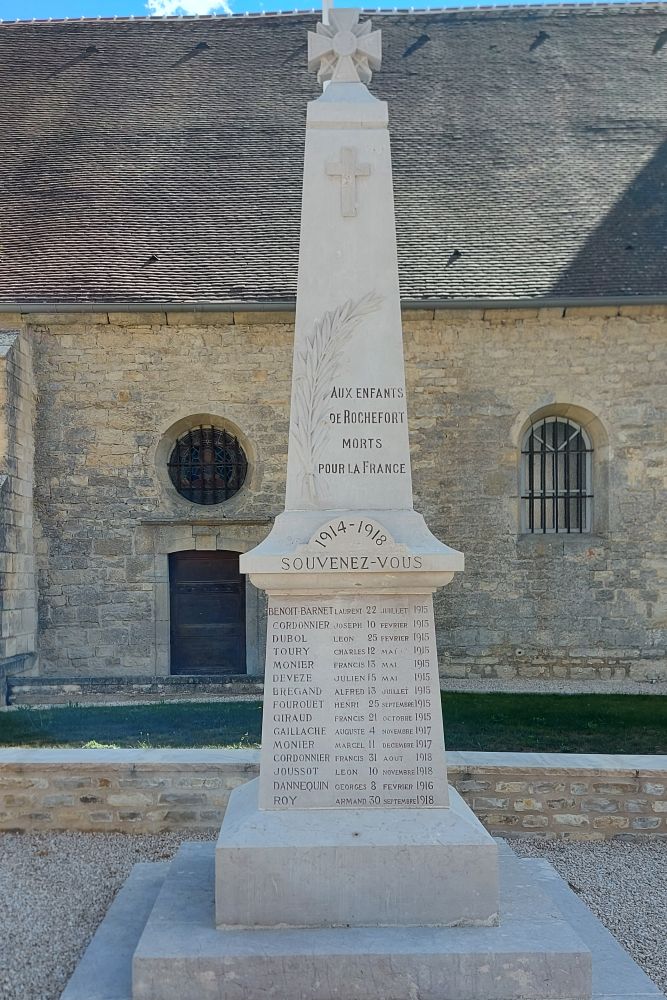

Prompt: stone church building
xmin=0 ymin=4 xmax=665 ymax=699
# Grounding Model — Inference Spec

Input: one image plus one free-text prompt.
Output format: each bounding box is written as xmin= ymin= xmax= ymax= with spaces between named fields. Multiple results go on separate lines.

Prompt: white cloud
xmin=146 ymin=0 xmax=232 ymax=16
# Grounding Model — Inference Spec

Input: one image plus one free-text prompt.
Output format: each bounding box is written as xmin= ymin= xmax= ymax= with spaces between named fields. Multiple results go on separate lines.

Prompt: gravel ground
xmin=0 ymin=829 xmax=213 ymax=1000
xmin=0 ymin=831 xmax=665 ymax=1000
xmin=13 ymin=679 xmax=667 ymax=710
xmin=440 ymin=677 xmax=667 ymax=696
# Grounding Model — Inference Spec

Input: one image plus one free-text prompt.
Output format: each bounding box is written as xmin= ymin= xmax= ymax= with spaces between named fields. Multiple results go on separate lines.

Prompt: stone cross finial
xmin=308 ymin=8 xmax=381 ymax=85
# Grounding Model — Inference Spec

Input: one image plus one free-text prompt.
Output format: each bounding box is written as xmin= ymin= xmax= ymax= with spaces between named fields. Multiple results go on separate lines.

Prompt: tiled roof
xmin=1 ymin=5 xmax=666 ymax=306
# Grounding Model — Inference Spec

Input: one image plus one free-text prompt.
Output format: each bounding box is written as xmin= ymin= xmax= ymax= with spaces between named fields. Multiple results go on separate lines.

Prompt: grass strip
xmin=0 ymin=693 xmax=664 ymax=753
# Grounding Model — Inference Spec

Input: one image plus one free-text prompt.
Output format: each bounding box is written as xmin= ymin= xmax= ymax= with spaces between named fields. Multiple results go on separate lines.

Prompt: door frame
xmin=168 ymin=549 xmax=247 ymax=677
xmin=147 ymin=527 xmax=266 ymax=678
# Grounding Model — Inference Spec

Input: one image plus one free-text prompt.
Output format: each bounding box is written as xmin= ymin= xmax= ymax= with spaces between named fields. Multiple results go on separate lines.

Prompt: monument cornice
xmin=241 ymin=571 xmax=455 ymax=596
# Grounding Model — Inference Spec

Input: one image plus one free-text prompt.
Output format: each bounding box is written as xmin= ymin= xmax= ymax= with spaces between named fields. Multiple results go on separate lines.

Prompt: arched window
xmin=168 ymin=425 xmax=248 ymax=505
xmin=521 ymin=416 xmax=593 ymax=533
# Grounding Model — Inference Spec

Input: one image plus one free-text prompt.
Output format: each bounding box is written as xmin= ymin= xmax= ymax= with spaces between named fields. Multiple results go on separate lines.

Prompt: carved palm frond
xmin=291 ymin=292 xmax=383 ymax=500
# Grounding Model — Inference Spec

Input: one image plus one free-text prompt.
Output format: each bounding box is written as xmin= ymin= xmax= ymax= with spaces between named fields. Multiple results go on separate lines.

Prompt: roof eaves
xmin=3 ymin=294 xmax=667 ymax=313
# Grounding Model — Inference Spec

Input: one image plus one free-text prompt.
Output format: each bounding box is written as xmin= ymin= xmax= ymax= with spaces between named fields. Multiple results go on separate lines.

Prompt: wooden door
xmin=169 ymin=550 xmax=246 ymax=675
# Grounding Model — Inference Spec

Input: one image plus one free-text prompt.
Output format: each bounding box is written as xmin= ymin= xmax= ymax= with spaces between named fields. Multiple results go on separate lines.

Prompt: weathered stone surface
xmin=7 ymin=674 xmax=263 ymax=706
xmin=132 ymin=842 xmax=592 ymax=1000
xmin=0 ymin=329 xmax=37 ymax=666
xmin=225 ymin=30 xmax=491 ymax=972
xmin=2 ymin=294 xmax=664 ymax=681
xmin=215 ymin=779 xmax=498 ymax=929
xmin=259 ymin=593 xmax=450 ymax=811
xmin=61 ymin=842 xmax=665 ymax=1000
xmin=1 ymin=750 xmax=666 ymax=838
xmin=522 ymin=815 xmax=549 ymax=828
xmin=60 ymin=861 xmax=167 ymax=1000
xmin=555 ymin=814 xmax=590 ymax=827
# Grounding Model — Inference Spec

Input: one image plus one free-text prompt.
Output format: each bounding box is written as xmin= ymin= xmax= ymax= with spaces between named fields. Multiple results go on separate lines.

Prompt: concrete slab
xmin=520 ymin=857 xmax=664 ymax=1000
xmin=134 ymin=842 xmax=591 ymax=1000
xmin=215 ymin=778 xmax=499 ymax=928
xmin=60 ymin=862 xmax=168 ymax=1000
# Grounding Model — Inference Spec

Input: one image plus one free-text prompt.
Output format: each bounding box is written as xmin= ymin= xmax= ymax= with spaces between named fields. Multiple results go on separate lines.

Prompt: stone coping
xmin=7 ymin=674 xmax=262 ymax=684
xmin=0 ymin=747 xmax=261 ymax=765
xmin=448 ymin=750 xmax=667 ymax=772
xmin=1 ymin=748 xmax=665 ymax=771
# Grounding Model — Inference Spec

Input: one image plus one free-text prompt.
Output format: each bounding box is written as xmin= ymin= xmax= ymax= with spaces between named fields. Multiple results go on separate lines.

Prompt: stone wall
xmin=407 ymin=304 xmax=667 ymax=682
xmin=0 ymin=326 xmax=37 ymax=673
xmin=1 ymin=749 xmax=665 ymax=839
xmin=25 ymin=309 xmax=291 ymax=678
xmin=1 ymin=303 xmax=664 ymax=682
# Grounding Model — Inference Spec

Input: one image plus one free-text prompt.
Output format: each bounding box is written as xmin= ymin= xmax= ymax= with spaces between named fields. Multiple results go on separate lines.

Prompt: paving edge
xmin=60 ymin=862 xmax=168 ymax=1000
xmin=518 ymin=858 xmax=665 ymax=999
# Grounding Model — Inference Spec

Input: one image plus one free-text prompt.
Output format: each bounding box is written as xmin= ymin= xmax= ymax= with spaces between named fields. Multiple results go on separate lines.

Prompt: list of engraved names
xmin=259 ymin=595 xmax=449 ymax=810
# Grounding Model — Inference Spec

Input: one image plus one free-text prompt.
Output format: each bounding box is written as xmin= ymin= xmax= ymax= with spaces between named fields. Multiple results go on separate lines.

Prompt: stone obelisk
xmin=217 ymin=7 xmax=500 ymax=930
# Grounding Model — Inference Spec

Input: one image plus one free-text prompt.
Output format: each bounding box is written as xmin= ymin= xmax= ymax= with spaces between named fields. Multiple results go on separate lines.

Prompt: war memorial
xmin=60 ymin=10 xmax=664 ymax=1000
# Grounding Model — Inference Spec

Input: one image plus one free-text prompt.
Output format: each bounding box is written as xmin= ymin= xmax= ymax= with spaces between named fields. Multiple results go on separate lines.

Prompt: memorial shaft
xmin=240 ymin=8 xmax=463 ymax=812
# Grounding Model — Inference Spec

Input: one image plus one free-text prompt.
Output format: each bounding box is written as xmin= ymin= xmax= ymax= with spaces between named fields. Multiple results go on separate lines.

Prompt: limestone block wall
xmin=28 ymin=310 xmax=291 ymax=677
xmin=0 ymin=749 xmax=665 ymax=839
xmin=0 ymin=322 xmax=37 ymax=671
xmin=22 ymin=304 xmax=667 ymax=681
xmin=406 ymin=305 xmax=666 ymax=682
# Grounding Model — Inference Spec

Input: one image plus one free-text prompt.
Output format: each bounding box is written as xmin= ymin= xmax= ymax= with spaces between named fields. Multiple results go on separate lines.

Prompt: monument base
xmin=215 ymin=778 xmax=499 ymax=928
xmin=134 ymin=842 xmax=591 ymax=1000
xmin=60 ymin=838 xmax=666 ymax=1000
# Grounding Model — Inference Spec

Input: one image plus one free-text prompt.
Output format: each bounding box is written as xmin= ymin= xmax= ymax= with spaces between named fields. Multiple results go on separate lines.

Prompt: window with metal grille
xmin=168 ymin=425 xmax=248 ymax=505
xmin=521 ymin=417 xmax=593 ymax=533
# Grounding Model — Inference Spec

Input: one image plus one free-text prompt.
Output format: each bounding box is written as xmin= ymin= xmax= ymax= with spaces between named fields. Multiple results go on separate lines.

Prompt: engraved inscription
xmin=259 ymin=594 xmax=449 ymax=810
xmin=278 ymin=518 xmax=426 ymax=574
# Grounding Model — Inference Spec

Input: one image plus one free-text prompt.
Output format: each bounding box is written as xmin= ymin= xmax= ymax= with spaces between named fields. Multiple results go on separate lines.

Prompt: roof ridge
xmin=3 ymin=1 xmax=667 ymax=27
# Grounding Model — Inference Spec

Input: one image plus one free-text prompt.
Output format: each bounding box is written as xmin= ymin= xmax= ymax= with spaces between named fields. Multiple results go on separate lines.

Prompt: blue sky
xmin=0 ymin=0 xmax=592 ymax=24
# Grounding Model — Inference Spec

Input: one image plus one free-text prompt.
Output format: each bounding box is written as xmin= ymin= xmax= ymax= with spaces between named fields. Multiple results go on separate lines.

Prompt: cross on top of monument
xmin=307 ymin=8 xmax=382 ymax=86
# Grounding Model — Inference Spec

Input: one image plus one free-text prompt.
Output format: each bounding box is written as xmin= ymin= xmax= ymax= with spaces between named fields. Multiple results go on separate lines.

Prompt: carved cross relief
xmin=326 ymin=147 xmax=371 ymax=218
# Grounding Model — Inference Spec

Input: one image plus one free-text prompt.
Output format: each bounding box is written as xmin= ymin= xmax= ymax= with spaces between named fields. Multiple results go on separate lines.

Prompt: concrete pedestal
xmin=215 ymin=778 xmax=499 ymax=928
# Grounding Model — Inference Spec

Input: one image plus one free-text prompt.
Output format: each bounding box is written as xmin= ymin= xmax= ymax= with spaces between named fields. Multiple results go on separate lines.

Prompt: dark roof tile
xmin=1 ymin=6 xmax=666 ymax=304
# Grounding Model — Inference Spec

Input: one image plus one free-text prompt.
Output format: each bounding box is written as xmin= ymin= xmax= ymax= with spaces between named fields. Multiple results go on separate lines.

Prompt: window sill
xmin=517 ymin=532 xmax=608 ymax=555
